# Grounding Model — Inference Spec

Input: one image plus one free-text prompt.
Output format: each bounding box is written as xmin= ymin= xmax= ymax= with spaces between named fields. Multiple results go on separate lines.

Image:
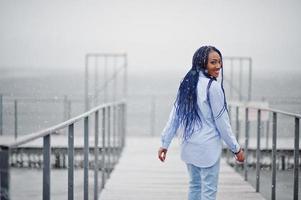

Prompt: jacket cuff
xmin=232 ymin=144 xmax=241 ymax=154
xmin=161 ymin=140 xmax=170 ymax=149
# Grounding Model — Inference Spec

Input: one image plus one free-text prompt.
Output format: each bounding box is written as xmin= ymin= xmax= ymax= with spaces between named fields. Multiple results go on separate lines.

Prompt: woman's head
xmin=175 ymin=45 xmax=225 ymax=141
xmin=192 ymin=46 xmax=223 ymax=78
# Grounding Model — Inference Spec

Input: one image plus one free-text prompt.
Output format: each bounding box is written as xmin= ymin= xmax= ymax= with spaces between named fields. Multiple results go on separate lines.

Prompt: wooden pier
xmin=99 ymin=136 xmax=266 ymax=200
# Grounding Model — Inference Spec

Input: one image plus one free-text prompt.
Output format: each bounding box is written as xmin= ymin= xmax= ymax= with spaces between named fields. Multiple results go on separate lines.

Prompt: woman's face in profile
xmin=207 ymin=51 xmax=222 ymax=78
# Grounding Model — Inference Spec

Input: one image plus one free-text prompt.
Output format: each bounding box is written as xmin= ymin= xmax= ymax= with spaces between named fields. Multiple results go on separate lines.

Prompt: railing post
xmin=123 ymin=54 xmax=128 ymax=100
xmin=234 ymin=106 xmax=240 ymax=171
xmin=104 ymin=56 xmax=108 ymax=103
xmin=235 ymin=106 xmax=240 ymax=143
xmin=228 ymin=105 xmax=232 ymax=124
xmin=116 ymin=105 xmax=119 ymax=156
xmin=244 ymin=107 xmax=249 ymax=181
xmin=226 ymin=105 xmax=232 ymax=164
xmin=94 ymin=58 xmax=99 ymax=106
xmin=68 ymin=124 xmax=74 ymax=200
xmin=256 ymin=109 xmax=261 ymax=192
xmin=43 ymin=135 xmax=51 ymax=200
xmin=0 ymin=94 xmax=3 ymax=136
xmin=94 ymin=111 xmax=99 ymax=200
xmin=118 ymin=104 xmax=121 ymax=154
xmin=101 ymin=107 xmax=106 ymax=189
xmin=63 ymin=95 xmax=68 ymax=121
xmin=14 ymin=100 xmax=18 ymax=139
xmin=113 ymin=105 xmax=116 ymax=165
xmin=63 ymin=95 xmax=71 ymax=121
xmin=123 ymin=103 xmax=126 ymax=148
xmin=0 ymin=146 xmax=10 ymax=200
xmin=248 ymin=58 xmax=252 ymax=101
xmin=294 ymin=117 xmax=299 ymax=200
xmin=67 ymin=100 xmax=71 ymax=119
xmin=271 ymin=112 xmax=277 ymax=200
xmin=85 ymin=55 xmax=89 ymax=111
xmin=107 ymin=106 xmax=111 ymax=176
xmin=84 ymin=116 xmax=89 ymax=200
xmin=119 ymin=104 xmax=122 ymax=150
xmin=230 ymin=59 xmax=234 ymax=100
xmin=239 ymin=58 xmax=242 ymax=101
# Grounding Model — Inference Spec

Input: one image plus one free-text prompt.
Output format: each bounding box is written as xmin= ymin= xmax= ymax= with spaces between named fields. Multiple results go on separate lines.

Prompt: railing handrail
xmin=228 ymin=101 xmax=300 ymax=200
xmin=229 ymin=101 xmax=301 ymax=119
xmin=1 ymin=99 xmax=125 ymax=148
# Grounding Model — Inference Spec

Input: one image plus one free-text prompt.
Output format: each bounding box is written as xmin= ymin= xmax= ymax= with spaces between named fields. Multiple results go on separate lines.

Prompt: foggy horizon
xmin=1 ymin=0 xmax=300 ymax=74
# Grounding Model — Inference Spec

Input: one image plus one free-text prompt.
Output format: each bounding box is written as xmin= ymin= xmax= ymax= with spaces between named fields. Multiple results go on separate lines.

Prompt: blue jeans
xmin=186 ymin=159 xmax=220 ymax=200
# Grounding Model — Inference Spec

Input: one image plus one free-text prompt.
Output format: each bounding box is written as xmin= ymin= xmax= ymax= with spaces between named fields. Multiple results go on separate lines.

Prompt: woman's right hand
xmin=158 ymin=147 xmax=168 ymax=162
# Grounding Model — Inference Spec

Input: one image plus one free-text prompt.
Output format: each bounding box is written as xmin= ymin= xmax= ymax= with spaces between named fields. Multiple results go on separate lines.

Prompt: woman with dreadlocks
xmin=158 ymin=45 xmax=245 ymax=200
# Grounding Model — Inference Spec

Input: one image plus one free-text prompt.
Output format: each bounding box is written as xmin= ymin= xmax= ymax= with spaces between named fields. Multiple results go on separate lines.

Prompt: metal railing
xmin=85 ymin=53 xmax=127 ymax=111
xmin=0 ymin=95 xmax=78 ymax=138
xmin=0 ymin=100 xmax=126 ymax=200
xmin=228 ymin=102 xmax=300 ymax=200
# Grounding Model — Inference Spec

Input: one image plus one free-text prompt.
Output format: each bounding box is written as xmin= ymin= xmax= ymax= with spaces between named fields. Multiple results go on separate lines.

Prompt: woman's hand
xmin=158 ymin=147 xmax=168 ymax=162
xmin=235 ymin=148 xmax=245 ymax=163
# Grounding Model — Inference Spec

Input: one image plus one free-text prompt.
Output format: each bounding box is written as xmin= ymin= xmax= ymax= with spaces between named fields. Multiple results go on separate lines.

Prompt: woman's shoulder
xmin=197 ymin=78 xmax=222 ymax=96
xmin=199 ymin=77 xmax=221 ymax=90
xmin=210 ymin=80 xmax=222 ymax=89
xmin=208 ymin=80 xmax=224 ymax=97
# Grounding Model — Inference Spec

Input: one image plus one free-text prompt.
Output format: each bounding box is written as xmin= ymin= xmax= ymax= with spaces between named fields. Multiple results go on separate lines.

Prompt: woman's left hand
xmin=235 ymin=149 xmax=245 ymax=163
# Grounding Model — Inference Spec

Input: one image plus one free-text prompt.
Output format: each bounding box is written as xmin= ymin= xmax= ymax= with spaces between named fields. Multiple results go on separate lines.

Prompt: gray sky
xmin=0 ymin=0 xmax=300 ymax=74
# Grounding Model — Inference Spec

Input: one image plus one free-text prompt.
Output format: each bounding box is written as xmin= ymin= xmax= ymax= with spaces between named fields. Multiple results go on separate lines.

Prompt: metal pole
xmin=43 ymin=135 xmax=51 ymax=200
xmin=230 ymin=59 xmax=233 ymax=100
xmin=226 ymin=105 xmax=232 ymax=164
xmin=117 ymin=104 xmax=121 ymax=155
xmin=94 ymin=111 xmax=99 ymax=200
xmin=120 ymin=104 xmax=123 ymax=149
xmin=239 ymin=59 xmax=242 ymax=101
xmin=256 ymin=109 xmax=261 ymax=192
xmin=0 ymin=94 xmax=3 ymax=136
xmin=101 ymin=108 xmax=106 ymax=189
xmin=94 ymin=57 xmax=99 ymax=106
xmin=84 ymin=116 xmax=89 ymax=200
xmin=68 ymin=124 xmax=74 ymax=200
xmin=123 ymin=103 xmax=126 ymax=148
xmin=67 ymin=100 xmax=71 ymax=119
xmin=124 ymin=54 xmax=128 ymax=100
xmin=235 ymin=106 xmax=240 ymax=143
xmin=107 ymin=106 xmax=111 ymax=176
xmin=113 ymin=105 xmax=116 ymax=165
xmin=63 ymin=95 xmax=68 ymax=121
xmin=244 ymin=107 xmax=249 ymax=181
xmin=271 ymin=112 xmax=277 ymax=200
xmin=293 ymin=117 xmax=299 ymax=200
xmin=234 ymin=106 xmax=240 ymax=171
xmin=14 ymin=100 xmax=18 ymax=139
xmin=248 ymin=58 xmax=252 ymax=101
xmin=113 ymin=57 xmax=117 ymax=102
xmin=104 ymin=56 xmax=108 ymax=103
xmin=0 ymin=146 xmax=10 ymax=200
xmin=85 ymin=55 xmax=89 ymax=111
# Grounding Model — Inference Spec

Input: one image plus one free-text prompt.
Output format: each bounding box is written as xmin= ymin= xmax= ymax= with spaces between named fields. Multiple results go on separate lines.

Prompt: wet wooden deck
xmin=99 ymin=136 xmax=265 ymax=200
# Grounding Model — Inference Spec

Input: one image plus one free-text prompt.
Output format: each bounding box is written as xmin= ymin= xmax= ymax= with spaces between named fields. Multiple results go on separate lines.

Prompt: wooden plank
xmin=99 ymin=136 xmax=266 ymax=200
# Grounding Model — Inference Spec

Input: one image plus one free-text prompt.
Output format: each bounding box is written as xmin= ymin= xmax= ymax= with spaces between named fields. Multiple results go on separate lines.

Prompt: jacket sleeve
xmin=161 ymin=103 xmax=180 ymax=149
xmin=209 ymin=81 xmax=240 ymax=153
